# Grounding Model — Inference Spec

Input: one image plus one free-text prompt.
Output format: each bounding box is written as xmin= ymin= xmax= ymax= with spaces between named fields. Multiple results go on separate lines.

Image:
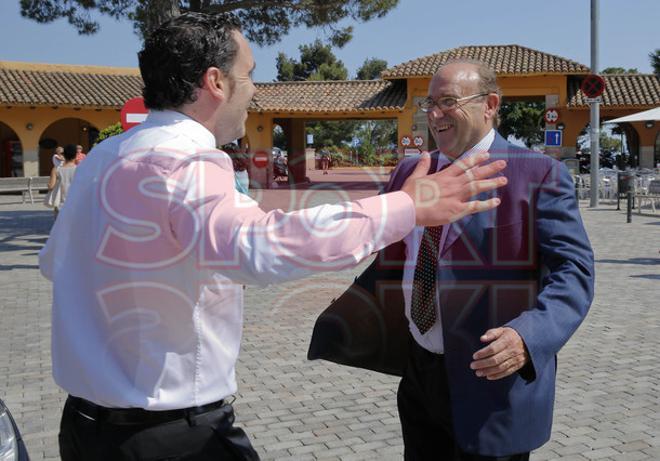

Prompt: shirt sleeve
xmin=168 ymin=159 xmax=416 ymax=286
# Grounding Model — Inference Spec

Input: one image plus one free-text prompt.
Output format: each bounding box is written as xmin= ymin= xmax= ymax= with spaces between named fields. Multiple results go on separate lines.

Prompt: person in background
xmin=45 ymin=144 xmax=77 ymax=218
xmin=320 ymin=149 xmax=330 ymax=175
xmin=52 ymin=146 xmax=64 ymax=168
xmin=74 ymin=145 xmax=87 ymax=165
xmin=233 ymin=153 xmax=250 ymax=194
xmin=223 ymin=142 xmax=250 ymax=194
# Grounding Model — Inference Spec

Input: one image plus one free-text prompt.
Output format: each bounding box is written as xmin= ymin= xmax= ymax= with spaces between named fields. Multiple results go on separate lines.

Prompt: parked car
xmin=0 ymin=398 xmax=30 ymax=460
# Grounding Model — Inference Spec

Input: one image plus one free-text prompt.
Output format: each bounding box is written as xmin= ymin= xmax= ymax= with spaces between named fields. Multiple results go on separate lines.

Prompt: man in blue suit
xmin=390 ymin=60 xmax=594 ymax=459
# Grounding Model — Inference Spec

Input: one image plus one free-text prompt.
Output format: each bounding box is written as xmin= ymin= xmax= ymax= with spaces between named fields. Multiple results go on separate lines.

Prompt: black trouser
xmin=397 ymin=339 xmax=530 ymax=461
xmin=59 ymin=396 xmax=260 ymax=461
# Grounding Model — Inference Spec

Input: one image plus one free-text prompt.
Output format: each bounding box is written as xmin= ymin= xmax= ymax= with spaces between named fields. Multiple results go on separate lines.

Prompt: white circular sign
xmin=413 ymin=136 xmax=424 ymax=147
xmin=400 ymin=136 xmax=411 ymax=147
xmin=544 ymin=109 xmax=559 ymax=124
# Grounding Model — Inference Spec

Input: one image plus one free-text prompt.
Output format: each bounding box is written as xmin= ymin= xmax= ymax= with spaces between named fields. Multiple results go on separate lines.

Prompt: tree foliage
xmin=276 ymin=39 xmax=348 ymax=81
xmin=276 ymin=39 xmax=355 ymax=148
xmin=19 ymin=0 xmax=399 ymax=46
xmin=650 ymin=49 xmax=660 ymax=77
xmin=356 ymin=57 xmax=387 ymax=80
xmin=93 ymin=122 xmax=124 ymax=147
xmin=498 ymin=101 xmax=545 ymax=148
xmin=602 ymin=67 xmax=638 ymax=74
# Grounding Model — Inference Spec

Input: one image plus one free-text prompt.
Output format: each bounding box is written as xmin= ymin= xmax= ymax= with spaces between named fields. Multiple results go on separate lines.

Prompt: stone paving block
xmin=582 ymin=447 xmax=622 ymax=459
xmin=2 ymin=198 xmax=660 ymax=461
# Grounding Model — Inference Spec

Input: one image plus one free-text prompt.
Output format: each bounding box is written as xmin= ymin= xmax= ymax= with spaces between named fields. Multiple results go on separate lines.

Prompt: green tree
xmin=306 ymin=120 xmax=357 ymax=149
xmin=93 ymin=122 xmax=124 ymax=147
xmin=276 ymin=40 xmax=348 ymax=81
xmin=602 ymin=67 xmax=638 ymax=74
xmin=498 ymin=101 xmax=545 ymax=148
xmin=354 ymin=119 xmax=397 ymax=165
xmin=277 ymin=40 xmax=355 ymax=148
xmin=19 ymin=0 xmax=398 ymax=46
xmin=356 ymin=57 xmax=387 ymax=80
xmin=650 ymin=49 xmax=660 ymax=77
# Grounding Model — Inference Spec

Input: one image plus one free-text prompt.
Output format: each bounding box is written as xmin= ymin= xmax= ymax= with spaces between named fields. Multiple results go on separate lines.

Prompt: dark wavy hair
xmin=138 ymin=12 xmax=241 ymax=110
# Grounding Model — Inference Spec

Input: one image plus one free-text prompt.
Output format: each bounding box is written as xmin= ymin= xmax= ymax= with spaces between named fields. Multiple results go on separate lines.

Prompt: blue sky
xmin=0 ymin=0 xmax=658 ymax=82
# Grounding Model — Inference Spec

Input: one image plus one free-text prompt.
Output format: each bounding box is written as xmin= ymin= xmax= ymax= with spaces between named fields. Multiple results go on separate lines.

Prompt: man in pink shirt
xmin=40 ymin=12 xmax=506 ymax=461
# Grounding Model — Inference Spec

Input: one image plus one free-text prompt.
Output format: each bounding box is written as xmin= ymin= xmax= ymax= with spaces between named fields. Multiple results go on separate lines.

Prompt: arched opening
xmin=0 ymin=121 xmax=23 ymax=177
xmin=38 ymin=118 xmax=99 ymax=176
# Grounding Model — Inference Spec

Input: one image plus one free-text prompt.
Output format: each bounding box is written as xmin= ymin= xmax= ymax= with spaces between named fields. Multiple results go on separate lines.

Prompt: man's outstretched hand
xmin=400 ymin=152 xmax=507 ymax=226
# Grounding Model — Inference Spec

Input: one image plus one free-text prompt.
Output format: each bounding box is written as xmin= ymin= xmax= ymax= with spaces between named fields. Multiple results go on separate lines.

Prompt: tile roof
xmin=0 ymin=61 xmax=405 ymax=113
xmin=0 ymin=61 xmax=143 ymax=108
xmin=567 ymin=74 xmax=660 ymax=108
xmin=250 ymin=80 xmax=406 ymax=113
xmin=381 ymin=45 xmax=591 ymax=78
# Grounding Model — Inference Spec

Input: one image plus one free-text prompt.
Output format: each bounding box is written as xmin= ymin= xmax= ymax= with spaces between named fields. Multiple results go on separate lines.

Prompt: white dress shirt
xmin=402 ymin=129 xmax=495 ymax=354
xmin=39 ymin=110 xmax=415 ymax=410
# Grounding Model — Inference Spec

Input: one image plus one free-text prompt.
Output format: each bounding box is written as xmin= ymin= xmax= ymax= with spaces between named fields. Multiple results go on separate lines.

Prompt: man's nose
xmin=428 ymin=105 xmax=446 ymax=120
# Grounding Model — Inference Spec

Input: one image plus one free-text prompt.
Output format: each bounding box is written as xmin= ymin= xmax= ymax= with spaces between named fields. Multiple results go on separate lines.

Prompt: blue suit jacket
xmin=309 ymin=133 xmax=594 ymax=456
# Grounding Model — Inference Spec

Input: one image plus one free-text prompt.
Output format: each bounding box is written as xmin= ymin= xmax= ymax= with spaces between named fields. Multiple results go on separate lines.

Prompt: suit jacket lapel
xmin=440 ymin=133 xmax=508 ymax=257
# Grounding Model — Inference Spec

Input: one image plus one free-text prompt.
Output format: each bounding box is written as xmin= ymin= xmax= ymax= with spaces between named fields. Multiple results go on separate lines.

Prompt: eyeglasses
xmin=418 ymin=92 xmax=489 ymax=113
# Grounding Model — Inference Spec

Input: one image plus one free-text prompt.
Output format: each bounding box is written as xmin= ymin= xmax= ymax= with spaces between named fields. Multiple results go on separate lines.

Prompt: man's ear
xmin=203 ymin=67 xmax=227 ymax=102
xmin=485 ymin=92 xmax=500 ymax=122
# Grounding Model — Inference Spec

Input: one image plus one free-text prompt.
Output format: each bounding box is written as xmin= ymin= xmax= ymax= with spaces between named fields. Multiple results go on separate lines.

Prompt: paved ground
xmin=1 ymin=169 xmax=659 ymax=460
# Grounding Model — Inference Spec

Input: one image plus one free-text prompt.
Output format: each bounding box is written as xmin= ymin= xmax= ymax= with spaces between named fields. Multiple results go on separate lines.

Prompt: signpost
xmin=587 ymin=0 xmax=604 ymax=208
xmin=120 ymin=97 xmax=148 ymax=131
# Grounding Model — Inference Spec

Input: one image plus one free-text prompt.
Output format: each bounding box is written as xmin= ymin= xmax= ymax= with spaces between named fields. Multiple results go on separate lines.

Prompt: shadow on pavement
xmin=630 ymin=274 xmax=660 ymax=280
xmin=0 ymin=264 xmax=39 ymax=271
xmin=596 ymin=258 xmax=660 ymax=265
xmin=0 ymin=210 xmax=53 ymax=253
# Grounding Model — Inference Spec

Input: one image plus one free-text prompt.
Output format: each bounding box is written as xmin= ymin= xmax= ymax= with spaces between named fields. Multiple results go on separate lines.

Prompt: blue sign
xmin=544 ymin=130 xmax=562 ymax=147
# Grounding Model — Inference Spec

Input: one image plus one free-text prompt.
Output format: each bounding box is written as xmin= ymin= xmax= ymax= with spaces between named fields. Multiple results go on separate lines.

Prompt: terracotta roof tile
xmin=249 ymin=80 xmax=406 ymax=113
xmin=0 ymin=65 xmax=143 ymax=108
xmin=0 ymin=62 xmax=405 ymax=113
xmin=382 ymin=45 xmax=591 ymax=78
xmin=567 ymin=74 xmax=660 ymax=108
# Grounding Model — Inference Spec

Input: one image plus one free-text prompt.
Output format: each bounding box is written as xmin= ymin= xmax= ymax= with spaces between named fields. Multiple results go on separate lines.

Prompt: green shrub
xmin=94 ymin=122 xmax=124 ymax=147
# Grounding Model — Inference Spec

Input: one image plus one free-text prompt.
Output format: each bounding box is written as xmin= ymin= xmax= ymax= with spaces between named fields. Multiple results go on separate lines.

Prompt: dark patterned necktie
xmin=410 ymin=225 xmax=442 ymax=334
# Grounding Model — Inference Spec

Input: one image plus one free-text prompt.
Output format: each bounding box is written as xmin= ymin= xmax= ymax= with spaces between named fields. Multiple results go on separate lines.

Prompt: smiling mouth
xmin=435 ymin=124 xmax=453 ymax=133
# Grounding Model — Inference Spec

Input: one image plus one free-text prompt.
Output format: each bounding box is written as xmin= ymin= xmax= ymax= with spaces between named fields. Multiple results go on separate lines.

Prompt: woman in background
xmin=45 ymin=144 xmax=77 ymax=218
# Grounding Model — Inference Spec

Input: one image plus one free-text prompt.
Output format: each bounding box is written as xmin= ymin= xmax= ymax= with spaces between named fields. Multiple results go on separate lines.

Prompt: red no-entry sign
xmin=581 ymin=75 xmax=606 ymax=99
xmin=253 ymin=151 xmax=268 ymax=168
xmin=120 ymin=97 xmax=149 ymax=131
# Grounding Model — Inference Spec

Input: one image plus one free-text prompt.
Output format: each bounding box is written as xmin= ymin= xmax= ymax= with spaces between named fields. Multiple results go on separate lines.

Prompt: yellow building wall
xmin=0 ymin=106 xmax=120 ymax=177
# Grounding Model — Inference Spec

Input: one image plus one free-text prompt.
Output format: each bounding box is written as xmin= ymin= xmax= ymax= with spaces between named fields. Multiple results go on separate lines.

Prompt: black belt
xmin=68 ymin=395 xmax=227 ymax=426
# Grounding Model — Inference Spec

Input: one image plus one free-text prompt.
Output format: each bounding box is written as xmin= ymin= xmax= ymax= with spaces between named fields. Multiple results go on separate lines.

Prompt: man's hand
xmin=400 ymin=152 xmax=507 ymax=226
xmin=470 ymin=327 xmax=529 ymax=380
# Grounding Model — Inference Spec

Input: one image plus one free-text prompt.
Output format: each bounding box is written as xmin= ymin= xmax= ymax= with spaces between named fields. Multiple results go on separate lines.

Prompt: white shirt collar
xmin=143 ymin=109 xmax=217 ymax=149
xmin=436 ymin=128 xmax=495 ymax=170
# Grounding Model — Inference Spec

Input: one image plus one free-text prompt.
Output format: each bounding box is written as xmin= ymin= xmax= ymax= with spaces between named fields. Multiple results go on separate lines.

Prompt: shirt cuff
xmin=361 ymin=190 xmax=415 ymax=249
